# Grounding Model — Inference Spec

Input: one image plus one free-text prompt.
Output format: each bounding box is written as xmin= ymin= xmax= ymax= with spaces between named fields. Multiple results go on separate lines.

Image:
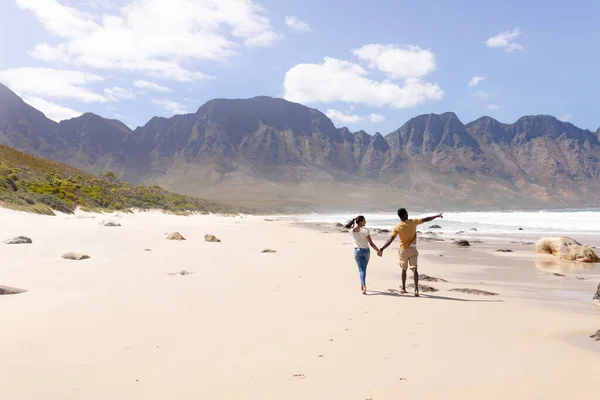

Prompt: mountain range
xmin=1 ymin=83 xmax=599 ymax=212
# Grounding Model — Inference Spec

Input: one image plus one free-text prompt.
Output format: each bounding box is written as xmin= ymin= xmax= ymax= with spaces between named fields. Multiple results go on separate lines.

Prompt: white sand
xmin=0 ymin=208 xmax=599 ymax=399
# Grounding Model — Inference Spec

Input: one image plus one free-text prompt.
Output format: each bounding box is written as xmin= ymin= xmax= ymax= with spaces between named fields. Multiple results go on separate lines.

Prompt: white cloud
xmin=133 ymin=80 xmax=172 ymax=92
xmin=325 ymin=110 xmax=385 ymax=125
xmin=245 ymin=31 xmax=281 ymax=47
xmin=22 ymin=96 xmax=82 ymax=122
xmin=473 ymin=90 xmax=490 ymax=99
xmin=560 ymin=114 xmax=572 ymax=122
xmin=368 ymin=113 xmax=385 ymax=123
xmin=486 ymin=29 xmax=524 ymax=52
xmin=325 ymin=109 xmax=363 ymax=124
xmin=468 ymin=76 xmax=484 ymax=87
xmin=285 ymin=16 xmax=310 ymax=32
xmin=284 ymin=57 xmax=443 ymax=108
xmin=0 ymin=67 xmax=106 ymax=102
xmin=104 ymin=86 xmax=136 ymax=101
xmin=488 ymin=104 xmax=502 ymax=110
xmin=17 ymin=0 xmax=279 ymax=81
xmin=352 ymin=44 xmax=435 ymax=79
xmin=152 ymin=99 xmax=188 ymax=114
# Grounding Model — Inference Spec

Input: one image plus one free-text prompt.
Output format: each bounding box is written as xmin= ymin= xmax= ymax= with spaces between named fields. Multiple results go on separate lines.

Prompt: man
xmin=379 ymin=208 xmax=443 ymax=297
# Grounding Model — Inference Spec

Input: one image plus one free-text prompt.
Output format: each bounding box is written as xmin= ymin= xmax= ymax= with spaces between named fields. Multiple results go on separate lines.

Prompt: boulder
xmin=419 ymin=274 xmax=448 ymax=283
xmin=452 ymin=240 xmax=471 ymax=247
xmin=3 ymin=236 xmax=32 ymax=244
xmin=62 ymin=252 xmax=90 ymax=260
xmin=262 ymin=249 xmax=276 ymax=253
xmin=429 ymin=224 xmax=442 ymax=229
xmin=518 ymin=228 xmax=524 ymax=231
xmin=449 ymin=288 xmax=498 ymax=296
xmin=101 ymin=220 xmax=121 ymax=227
xmin=143 ymin=249 xmax=152 ymax=252
xmin=407 ymin=283 xmax=438 ymax=293
xmin=535 ymin=237 xmax=600 ymax=263
xmin=0 ymin=285 xmax=28 ymax=295
xmin=594 ymin=283 xmax=600 ymax=301
xmin=333 ymin=222 xmax=344 ymax=228
xmin=372 ymin=228 xmax=390 ymax=234
xmin=591 ymin=330 xmax=600 ymax=341
xmin=204 ymin=234 xmax=221 ymax=243
xmin=470 ymin=228 xmax=478 ymax=231
xmin=166 ymin=232 xmax=186 ymax=241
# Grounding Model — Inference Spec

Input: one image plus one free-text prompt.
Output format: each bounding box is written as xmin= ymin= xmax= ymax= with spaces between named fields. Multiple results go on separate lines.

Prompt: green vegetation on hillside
xmin=0 ymin=144 xmax=240 ymax=215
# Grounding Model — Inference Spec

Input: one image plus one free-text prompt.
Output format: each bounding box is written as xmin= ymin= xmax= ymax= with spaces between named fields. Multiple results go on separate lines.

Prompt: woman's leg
xmin=362 ymin=250 xmax=370 ymax=287
xmin=354 ymin=249 xmax=367 ymax=289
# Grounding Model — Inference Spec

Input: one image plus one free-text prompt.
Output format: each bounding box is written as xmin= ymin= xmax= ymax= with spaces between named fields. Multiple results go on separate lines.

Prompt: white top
xmin=351 ymin=227 xmax=370 ymax=249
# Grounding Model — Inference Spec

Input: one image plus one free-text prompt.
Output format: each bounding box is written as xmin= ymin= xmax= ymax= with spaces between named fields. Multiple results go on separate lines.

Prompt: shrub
xmin=35 ymin=194 xmax=75 ymax=213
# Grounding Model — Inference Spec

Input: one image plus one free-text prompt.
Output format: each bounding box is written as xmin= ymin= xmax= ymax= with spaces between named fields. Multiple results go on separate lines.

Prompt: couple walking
xmin=345 ymin=208 xmax=443 ymax=296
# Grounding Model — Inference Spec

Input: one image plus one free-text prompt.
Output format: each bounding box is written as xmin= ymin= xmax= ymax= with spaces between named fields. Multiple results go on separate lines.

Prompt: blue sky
xmin=1 ymin=0 xmax=599 ymax=134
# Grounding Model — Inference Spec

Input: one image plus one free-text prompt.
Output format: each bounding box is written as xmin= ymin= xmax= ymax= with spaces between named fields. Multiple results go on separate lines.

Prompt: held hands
xmin=377 ymin=250 xmax=383 ymax=257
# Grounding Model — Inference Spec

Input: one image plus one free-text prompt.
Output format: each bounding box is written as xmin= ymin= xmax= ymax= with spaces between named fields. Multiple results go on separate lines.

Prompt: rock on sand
xmin=3 ymin=236 xmax=32 ymax=244
xmin=452 ymin=240 xmax=471 ymax=247
xmin=166 ymin=232 xmax=186 ymax=241
xmin=204 ymin=234 xmax=221 ymax=243
xmin=535 ymin=237 xmax=600 ymax=263
xmin=0 ymin=285 xmax=28 ymax=295
xmin=101 ymin=220 xmax=121 ymax=227
xmin=62 ymin=252 xmax=90 ymax=260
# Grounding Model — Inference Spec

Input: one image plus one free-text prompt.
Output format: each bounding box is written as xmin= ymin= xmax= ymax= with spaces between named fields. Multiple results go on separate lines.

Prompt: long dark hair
xmin=344 ymin=215 xmax=365 ymax=229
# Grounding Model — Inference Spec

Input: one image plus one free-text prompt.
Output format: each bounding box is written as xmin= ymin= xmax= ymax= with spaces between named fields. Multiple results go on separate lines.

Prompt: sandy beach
xmin=1 ymin=208 xmax=599 ymax=399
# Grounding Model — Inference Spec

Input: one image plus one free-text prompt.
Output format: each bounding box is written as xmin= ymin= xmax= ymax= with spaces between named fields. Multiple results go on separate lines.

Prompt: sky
xmin=0 ymin=0 xmax=599 ymax=134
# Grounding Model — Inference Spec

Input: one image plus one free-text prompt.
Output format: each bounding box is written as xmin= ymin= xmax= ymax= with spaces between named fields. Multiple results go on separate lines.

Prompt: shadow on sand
xmin=367 ymin=290 xmax=504 ymax=303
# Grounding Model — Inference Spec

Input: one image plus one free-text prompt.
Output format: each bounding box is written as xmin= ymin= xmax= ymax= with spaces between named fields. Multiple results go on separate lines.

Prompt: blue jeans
xmin=354 ymin=248 xmax=371 ymax=286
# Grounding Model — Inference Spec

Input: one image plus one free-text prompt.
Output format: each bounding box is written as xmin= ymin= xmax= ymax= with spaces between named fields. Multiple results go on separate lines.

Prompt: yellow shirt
xmin=391 ymin=218 xmax=424 ymax=249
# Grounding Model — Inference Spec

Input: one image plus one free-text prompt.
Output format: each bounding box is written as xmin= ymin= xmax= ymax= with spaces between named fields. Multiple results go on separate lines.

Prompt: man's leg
xmin=399 ymin=249 xmax=409 ymax=293
xmin=410 ymin=254 xmax=419 ymax=297
xmin=412 ymin=267 xmax=419 ymax=296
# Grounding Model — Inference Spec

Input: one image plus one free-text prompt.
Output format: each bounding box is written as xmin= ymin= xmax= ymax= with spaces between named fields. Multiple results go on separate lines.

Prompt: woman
xmin=344 ymin=215 xmax=381 ymax=294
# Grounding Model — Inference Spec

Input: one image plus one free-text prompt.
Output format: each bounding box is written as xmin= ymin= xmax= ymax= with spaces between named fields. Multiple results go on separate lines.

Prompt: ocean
xmin=297 ymin=210 xmax=600 ymax=238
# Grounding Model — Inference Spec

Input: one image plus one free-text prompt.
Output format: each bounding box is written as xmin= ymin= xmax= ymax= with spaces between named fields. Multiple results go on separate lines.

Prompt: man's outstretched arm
xmin=420 ymin=213 xmax=443 ymax=223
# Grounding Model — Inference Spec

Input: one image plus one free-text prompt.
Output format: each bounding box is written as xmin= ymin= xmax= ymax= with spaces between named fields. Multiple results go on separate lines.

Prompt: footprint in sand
xmin=292 ymin=374 xmax=306 ymax=379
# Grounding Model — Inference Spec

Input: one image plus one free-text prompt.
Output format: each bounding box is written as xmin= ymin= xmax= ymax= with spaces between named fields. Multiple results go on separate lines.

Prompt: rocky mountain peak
xmin=510 ymin=115 xmax=599 ymax=146
xmin=465 ymin=116 xmax=512 ymax=144
xmin=386 ymin=111 xmax=479 ymax=152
